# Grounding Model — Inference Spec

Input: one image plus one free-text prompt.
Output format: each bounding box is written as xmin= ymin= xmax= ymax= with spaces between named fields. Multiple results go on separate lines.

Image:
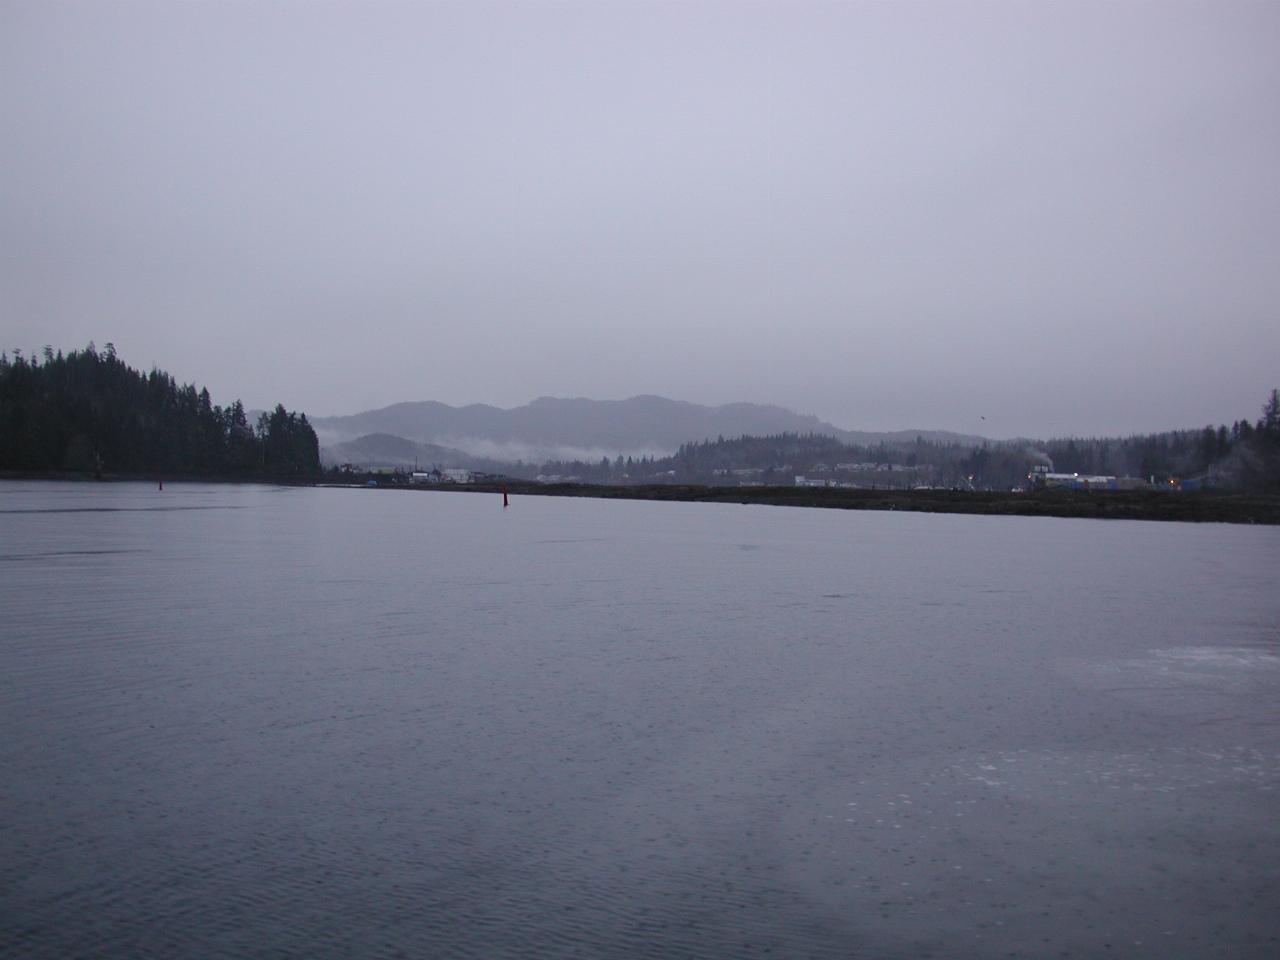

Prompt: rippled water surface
xmin=2 ymin=481 xmax=1278 ymax=958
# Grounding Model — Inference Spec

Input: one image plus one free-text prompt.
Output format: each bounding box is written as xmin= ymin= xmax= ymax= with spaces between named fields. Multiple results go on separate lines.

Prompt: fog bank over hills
xmin=312 ymin=396 xmax=984 ymax=465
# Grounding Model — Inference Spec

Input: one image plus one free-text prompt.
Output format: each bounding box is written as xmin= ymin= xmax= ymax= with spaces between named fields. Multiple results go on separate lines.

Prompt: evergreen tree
xmin=0 ymin=344 xmax=320 ymax=478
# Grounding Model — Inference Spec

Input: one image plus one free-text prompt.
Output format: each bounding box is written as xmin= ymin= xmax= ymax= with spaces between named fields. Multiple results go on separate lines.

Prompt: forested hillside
xmin=522 ymin=390 xmax=1280 ymax=492
xmin=0 ymin=343 xmax=320 ymax=477
xmin=1041 ymin=400 xmax=1280 ymax=491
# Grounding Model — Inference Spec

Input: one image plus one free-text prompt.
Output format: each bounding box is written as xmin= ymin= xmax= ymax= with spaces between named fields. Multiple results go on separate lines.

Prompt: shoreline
xmin=5 ymin=472 xmax=1277 ymax=524
xmin=424 ymin=480 xmax=1280 ymax=525
xmin=0 ymin=470 xmax=317 ymax=487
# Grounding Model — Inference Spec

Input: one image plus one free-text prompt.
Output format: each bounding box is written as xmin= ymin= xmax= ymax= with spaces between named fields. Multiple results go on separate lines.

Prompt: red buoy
xmin=502 ymin=485 xmax=509 ymax=508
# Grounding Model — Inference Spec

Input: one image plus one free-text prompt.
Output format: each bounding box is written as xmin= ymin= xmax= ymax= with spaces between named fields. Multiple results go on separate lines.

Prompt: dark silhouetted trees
xmin=0 ymin=343 xmax=320 ymax=478
xmin=521 ymin=390 xmax=1280 ymax=492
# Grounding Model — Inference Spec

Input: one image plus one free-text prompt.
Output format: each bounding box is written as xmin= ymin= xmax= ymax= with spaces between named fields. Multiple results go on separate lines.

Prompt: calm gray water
xmin=1 ymin=481 xmax=1277 ymax=959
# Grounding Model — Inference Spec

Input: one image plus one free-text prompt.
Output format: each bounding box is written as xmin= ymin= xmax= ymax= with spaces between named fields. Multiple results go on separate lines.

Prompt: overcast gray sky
xmin=3 ymin=0 xmax=1277 ymax=439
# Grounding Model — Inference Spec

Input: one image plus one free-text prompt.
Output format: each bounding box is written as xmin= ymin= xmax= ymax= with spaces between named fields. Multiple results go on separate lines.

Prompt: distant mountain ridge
xmin=312 ymin=396 xmax=984 ymax=465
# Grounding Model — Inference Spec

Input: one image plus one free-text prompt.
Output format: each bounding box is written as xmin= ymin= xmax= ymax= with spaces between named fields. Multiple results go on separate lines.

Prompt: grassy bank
xmin=447 ymin=481 xmax=1280 ymax=525
xmin=9 ymin=472 xmax=1276 ymax=524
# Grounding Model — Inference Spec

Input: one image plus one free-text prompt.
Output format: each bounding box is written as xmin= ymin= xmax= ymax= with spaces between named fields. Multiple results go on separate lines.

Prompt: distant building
xmin=1038 ymin=472 xmax=1118 ymax=491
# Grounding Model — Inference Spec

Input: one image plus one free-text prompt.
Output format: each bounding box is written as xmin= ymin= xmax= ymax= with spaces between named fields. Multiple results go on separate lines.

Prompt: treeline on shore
xmin=0 ymin=344 xmax=320 ymax=477
xmin=4 ymin=341 xmax=1276 ymax=495
xmin=523 ymin=391 xmax=1280 ymax=491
